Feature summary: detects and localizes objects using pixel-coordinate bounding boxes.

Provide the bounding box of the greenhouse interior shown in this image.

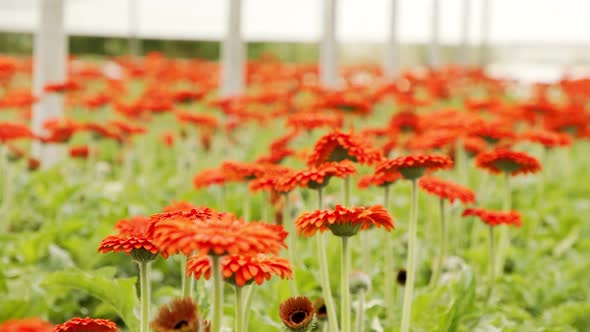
[1,1,589,332]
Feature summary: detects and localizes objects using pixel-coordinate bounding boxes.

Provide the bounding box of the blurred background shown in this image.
[2,0,590,82]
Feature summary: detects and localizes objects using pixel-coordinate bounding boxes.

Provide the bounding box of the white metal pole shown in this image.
[128,0,141,56]
[480,0,491,67]
[429,0,441,68]
[320,0,338,88]
[385,0,399,78]
[31,0,66,167]
[220,0,245,96]
[459,0,470,65]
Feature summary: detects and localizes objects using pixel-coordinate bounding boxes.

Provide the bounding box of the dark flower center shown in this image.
[173,320,189,329]
[317,305,327,316]
[290,311,307,324]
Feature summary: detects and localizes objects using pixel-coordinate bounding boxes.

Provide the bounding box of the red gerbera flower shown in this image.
[54,317,118,332]
[114,216,151,237]
[389,110,420,133]
[418,176,476,204]
[475,149,542,176]
[520,130,572,148]
[295,205,395,237]
[186,254,293,286]
[307,130,383,167]
[462,208,522,227]
[276,160,357,193]
[357,171,401,189]
[176,111,219,128]
[375,154,453,180]
[0,318,53,332]
[0,122,34,143]
[151,212,287,257]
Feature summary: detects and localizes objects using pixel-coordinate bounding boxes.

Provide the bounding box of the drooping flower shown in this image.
[307,130,383,167]
[376,154,453,180]
[0,318,53,332]
[275,160,357,193]
[186,254,293,286]
[151,298,208,332]
[418,176,476,204]
[462,208,522,227]
[279,296,315,332]
[475,149,542,176]
[295,205,394,237]
[54,317,118,332]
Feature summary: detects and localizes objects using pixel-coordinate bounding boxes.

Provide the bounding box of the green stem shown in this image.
[354,289,366,332]
[317,233,339,332]
[284,193,298,295]
[383,185,395,329]
[181,255,193,298]
[400,179,418,332]
[211,255,224,332]
[430,198,447,286]
[344,176,351,206]
[495,173,511,276]
[341,237,351,332]
[234,286,244,332]
[242,285,256,332]
[139,261,150,332]
[316,187,338,332]
[220,185,227,212]
[487,226,495,303]
[243,188,251,222]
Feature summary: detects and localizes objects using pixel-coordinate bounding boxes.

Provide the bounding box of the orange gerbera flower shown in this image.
[114,216,151,237]
[286,112,343,132]
[475,149,541,176]
[462,208,522,227]
[99,215,164,261]
[0,122,34,143]
[186,254,293,286]
[520,130,572,148]
[0,318,53,332]
[389,110,420,133]
[108,120,146,137]
[418,176,475,204]
[151,213,287,256]
[54,317,118,332]
[376,154,453,180]
[69,145,90,159]
[276,160,357,193]
[44,80,80,94]
[248,165,294,192]
[357,171,401,189]
[307,130,383,167]
[162,201,197,212]
[176,111,219,128]
[41,118,79,143]
[221,161,267,181]
[295,205,394,237]
[193,168,232,189]
[469,122,516,144]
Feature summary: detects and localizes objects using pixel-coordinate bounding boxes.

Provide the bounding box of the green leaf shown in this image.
[42,268,139,332]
